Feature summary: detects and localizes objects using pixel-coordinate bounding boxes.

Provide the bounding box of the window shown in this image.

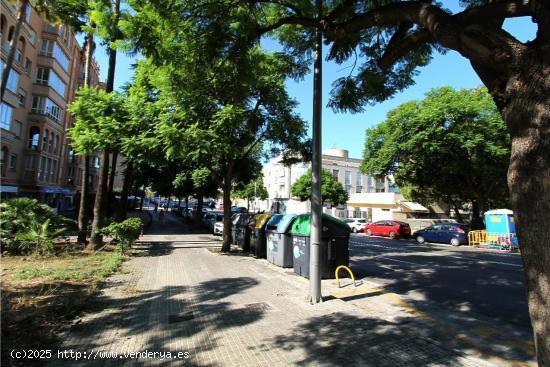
[355,172,362,193]
[36,67,49,84]
[13,120,22,137]
[344,170,351,193]
[332,169,339,179]
[31,96,62,123]
[24,155,35,170]
[0,61,20,93]
[49,132,54,153]
[24,3,31,23]
[1,103,14,131]
[54,135,59,154]
[9,154,17,171]
[24,58,32,74]
[375,176,386,193]
[42,129,49,150]
[48,70,66,96]
[15,49,23,63]
[28,127,40,149]
[39,40,68,71]
[18,88,26,107]
[0,147,7,176]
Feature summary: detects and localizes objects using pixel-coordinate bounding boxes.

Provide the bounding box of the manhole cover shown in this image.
[168,312,194,324]
[244,302,272,311]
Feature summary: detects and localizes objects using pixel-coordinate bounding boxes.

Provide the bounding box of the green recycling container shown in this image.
[289,213,350,279]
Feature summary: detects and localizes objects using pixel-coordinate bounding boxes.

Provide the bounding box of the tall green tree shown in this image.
[127,2,550,360]
[291,168,349,207]
[234,176,269,210]
[361,87,510,228]
[68,87,127,248]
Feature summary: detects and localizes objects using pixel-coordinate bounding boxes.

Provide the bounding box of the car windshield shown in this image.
[358,219,366,223]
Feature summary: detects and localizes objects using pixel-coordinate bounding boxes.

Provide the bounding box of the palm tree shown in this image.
[89,0,122,248]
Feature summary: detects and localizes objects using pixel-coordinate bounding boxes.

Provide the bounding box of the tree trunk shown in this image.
[116,160,132,221]
[195,194,203,228]
[221,167,234,252]
[140,185,145,211]
[107,149,118,215]
[0,0,27,100]
[501,55,550,366]
[470,199,484,229]
[452,203,463,223]
[77,156,90,244]
[89,150,110,247]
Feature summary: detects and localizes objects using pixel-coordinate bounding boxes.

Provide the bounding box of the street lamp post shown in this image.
[309,0,323,304]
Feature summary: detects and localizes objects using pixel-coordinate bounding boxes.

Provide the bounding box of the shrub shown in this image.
[0,198,74,255]
[100,217,143,254]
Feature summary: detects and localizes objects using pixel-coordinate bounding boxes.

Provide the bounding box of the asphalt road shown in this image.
[348,234,531,332]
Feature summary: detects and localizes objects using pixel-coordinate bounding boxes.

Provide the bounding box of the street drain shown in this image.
[244,302,272,312]
[168,312,195,324]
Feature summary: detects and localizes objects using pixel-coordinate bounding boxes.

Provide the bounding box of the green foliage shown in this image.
[234,176,269,201]
[15,252,123,281]
[100,217,143,253]
[15,219,66,255]
[68,87,128,155]
[291,169,349,206]
[361,87,510,210]
[0,198,74,255]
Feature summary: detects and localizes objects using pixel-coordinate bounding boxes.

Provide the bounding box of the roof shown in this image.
[485,209,514,215]
[399,201,429,212]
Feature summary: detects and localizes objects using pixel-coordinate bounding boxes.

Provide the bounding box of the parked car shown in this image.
[414,223,469,246]
[364,220,411,239]
[344,218,368,233]
[213,221,223,236]
[201,212,217,228]
[209,213,224,232]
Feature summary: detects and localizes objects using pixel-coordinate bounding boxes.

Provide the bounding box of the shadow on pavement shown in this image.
[53,277,263,367]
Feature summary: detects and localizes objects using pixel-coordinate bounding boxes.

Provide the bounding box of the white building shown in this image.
[259,148,428,221]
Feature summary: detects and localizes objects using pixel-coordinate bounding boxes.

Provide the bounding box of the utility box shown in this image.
[266,214,297,268]
[289,213,350,279]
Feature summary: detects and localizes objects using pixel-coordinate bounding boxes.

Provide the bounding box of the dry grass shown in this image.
[1,250,124,366]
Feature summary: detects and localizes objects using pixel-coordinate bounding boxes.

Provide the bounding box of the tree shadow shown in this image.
[48,277,263,366]
[272,312,458,366]
[347,243,535,363]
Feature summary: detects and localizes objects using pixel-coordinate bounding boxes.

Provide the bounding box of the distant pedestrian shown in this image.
[154,203,158,213]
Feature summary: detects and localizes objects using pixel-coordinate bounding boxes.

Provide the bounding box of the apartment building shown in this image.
[260,148,429,221]
[1,1,101,212]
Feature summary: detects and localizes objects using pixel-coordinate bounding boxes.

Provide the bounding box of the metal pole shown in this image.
[309,0,323,304]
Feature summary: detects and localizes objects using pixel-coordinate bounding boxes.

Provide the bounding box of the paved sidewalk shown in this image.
[50,216,525,366]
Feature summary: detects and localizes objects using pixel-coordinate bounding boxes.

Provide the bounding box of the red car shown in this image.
[364,220,411,239]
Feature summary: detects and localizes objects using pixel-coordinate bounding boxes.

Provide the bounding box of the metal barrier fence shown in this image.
[468,230,519,252]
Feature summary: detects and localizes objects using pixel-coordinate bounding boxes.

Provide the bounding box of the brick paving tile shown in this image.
[49,224,517,367]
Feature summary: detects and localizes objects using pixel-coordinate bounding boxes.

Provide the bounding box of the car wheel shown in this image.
[450,237,460,247]
[366,229,372,236]
[389,231,396,239]
[352,227,357,233]
[416,235,425,244]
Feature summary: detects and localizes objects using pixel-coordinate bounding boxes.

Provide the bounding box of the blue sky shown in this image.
[93,1,537,159]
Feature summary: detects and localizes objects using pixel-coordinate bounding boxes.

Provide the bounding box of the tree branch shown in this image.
[248,0,304,17]
[258,16,319,35]
[323,0,355,23]
[378,28,432,69]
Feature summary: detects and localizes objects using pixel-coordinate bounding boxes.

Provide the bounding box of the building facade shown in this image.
[1,1,101,212]
[260,148,425,221]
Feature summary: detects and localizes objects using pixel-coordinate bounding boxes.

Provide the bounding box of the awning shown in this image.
[399,201,429,212]
[40,187,72,194]
[0,185,18,193]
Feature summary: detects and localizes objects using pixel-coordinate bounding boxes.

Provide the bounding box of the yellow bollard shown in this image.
[335,265,362,288]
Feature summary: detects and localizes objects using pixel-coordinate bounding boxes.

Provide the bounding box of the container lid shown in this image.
[266,214,285,230]
[289,213,350,236]
[237,213,254,225]
[277,214,298,233]
[232,213,241,225]
[253,213,272,229]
